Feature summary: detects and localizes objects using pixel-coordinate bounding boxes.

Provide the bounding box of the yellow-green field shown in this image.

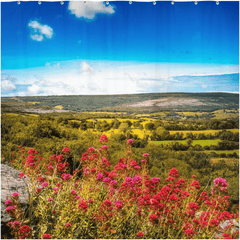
[54,105,64,110]
[86,112,127,115]
[84,128,151,139]
[151,139,222,147]
[25,114,40,117]
[169,129,239,136]
[213,109,239,119]
[135,112,166,117]
[27,102,41,105]
[4,113,20,116]
[176,112,208,117]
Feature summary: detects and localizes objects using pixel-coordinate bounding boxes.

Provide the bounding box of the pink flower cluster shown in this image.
[99,134,108,143]
[62,147,70,154]
[214,177,229,192]
[7,136,238,239]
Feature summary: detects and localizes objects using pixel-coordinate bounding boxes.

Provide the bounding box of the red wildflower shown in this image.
[99,134,108,143]
[185,228,194,236]
[191,180,200,189]
[88,147,95,152]
[56,183,62,187]
[130,160,138,167]
[6,205,16,213]
[5,200,11,205]
[222,233,232,239]
[103,199,112,207]
[19,172,25,179]
[78,202,88,211]
[210,218,219,227]
[188,202,199,211]
[168,168,179,177]
[18,225,31,236]
[101,145,108,149]
[62,147,70,154]
[115,201,123,209]
[36,188,42,193]
[149,214,158,222]
[137,231,144,237]
[65,222,72,228]
[42,233,52,239]
[168,194,178,201]
[28,149,35,155]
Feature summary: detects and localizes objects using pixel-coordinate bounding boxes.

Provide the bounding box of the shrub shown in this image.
[5,136,239,239]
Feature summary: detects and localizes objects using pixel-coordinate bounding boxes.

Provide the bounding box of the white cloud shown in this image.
[1,80,16,90]
[31,34,44,42]
[3,61,239,96]
[28,20,53,42]
[27,84,42,94]
[68,1,115,19]
[80,61,95,73]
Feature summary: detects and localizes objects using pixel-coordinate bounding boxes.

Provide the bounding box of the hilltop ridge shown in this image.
[1,92,239,113]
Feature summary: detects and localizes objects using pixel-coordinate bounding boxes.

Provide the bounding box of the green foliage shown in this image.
[1,111,239,212]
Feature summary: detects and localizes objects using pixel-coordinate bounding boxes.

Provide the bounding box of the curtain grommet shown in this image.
[153,1,156,5]
[60,1,64,5]
[129,1,132,4]
[171,1,174,5]
[106,1,109,5]
[17,1,20,4]
[38,1,41,5]
[194,1,197,5]
[216,1,219,5]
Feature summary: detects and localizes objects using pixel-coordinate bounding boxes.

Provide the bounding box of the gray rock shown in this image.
[1,164,30,238]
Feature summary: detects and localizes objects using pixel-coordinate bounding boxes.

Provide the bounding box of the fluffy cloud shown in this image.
[1,80,16,90]
[1,73,17,94]
[27,84,42,94]
[68,1,115,19]
[28,21,53,42]
[80,61,95,73]
[3,61,239,97]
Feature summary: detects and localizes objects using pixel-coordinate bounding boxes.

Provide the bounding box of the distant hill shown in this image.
[1,92,239,113]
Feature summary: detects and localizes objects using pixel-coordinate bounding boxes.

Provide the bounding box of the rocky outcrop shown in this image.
[1,164,29,239]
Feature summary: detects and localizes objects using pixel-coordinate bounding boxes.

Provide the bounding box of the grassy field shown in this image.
[28,102,41,105]
[85,128,151,139]
[169,129,239,136]
[25,114,40,117]
[86,112,127,115]
[4,113,20,116]
[176,112,208,117]
[54,105,64,110]
[213,109,239,120]
[151,139,222,146]
[135,112,166,117]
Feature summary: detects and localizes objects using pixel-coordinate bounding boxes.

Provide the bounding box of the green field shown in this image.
[169,129,239,136]
[151,139,222,146]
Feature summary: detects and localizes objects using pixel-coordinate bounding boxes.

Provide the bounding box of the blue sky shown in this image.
[1,1,239,96]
